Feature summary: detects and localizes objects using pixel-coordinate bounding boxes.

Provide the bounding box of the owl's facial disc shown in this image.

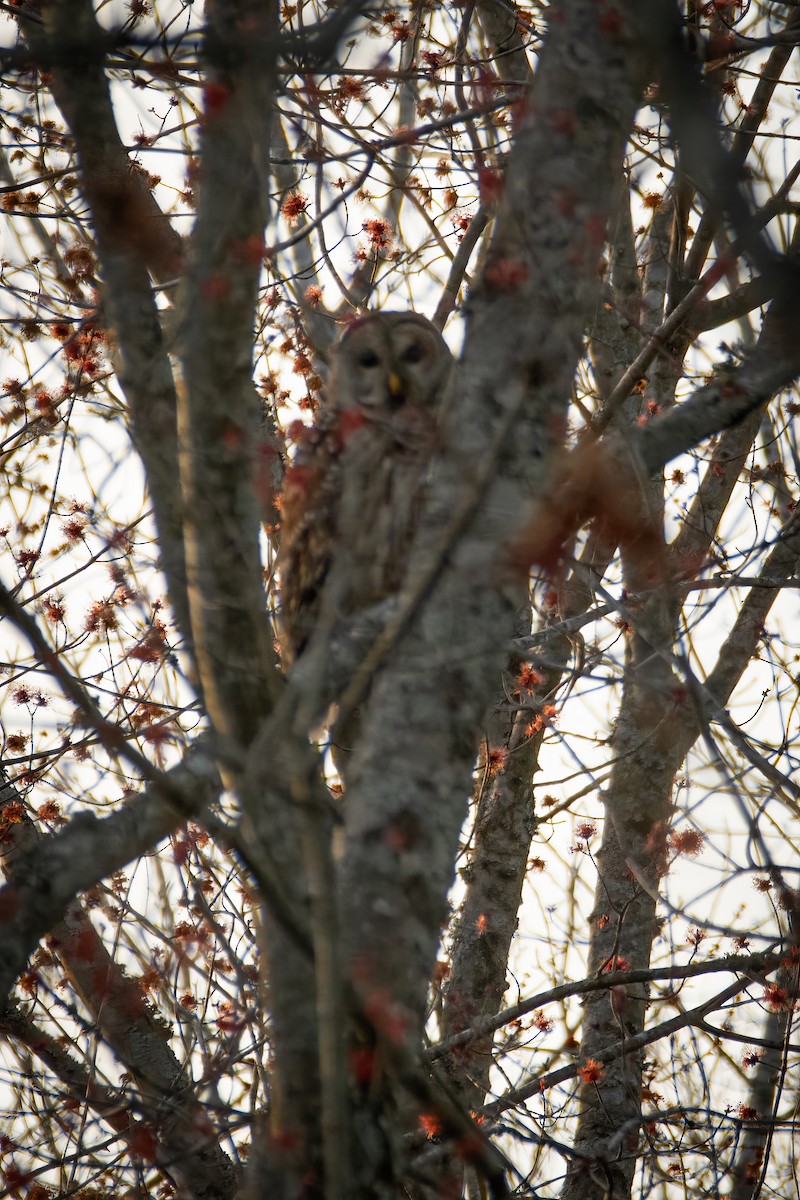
[348,347,388,408]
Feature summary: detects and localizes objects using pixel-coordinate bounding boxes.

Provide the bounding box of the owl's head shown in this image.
[330,311,452,413]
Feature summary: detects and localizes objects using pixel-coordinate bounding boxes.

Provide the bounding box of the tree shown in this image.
[2,0,800,1197]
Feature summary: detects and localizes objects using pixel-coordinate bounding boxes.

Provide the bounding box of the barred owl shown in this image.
[280,311,453,725]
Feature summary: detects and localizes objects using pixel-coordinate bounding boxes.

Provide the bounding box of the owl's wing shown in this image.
[280,401,438,665]
[279,410,342,662]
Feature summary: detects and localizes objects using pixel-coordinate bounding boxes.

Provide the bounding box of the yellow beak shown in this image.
[388,372,404,402]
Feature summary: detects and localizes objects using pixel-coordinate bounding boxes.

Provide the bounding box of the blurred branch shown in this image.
[487,975,757,1115]
[176,0,283,748]
[17,0,194,658]
[0,577,160,781]
[637,326,800,476]
[430,947,784,1060]
[476,0,533,89]
[337,0,651,1102]
[434,207,488,329]
[18,5,182,283]
[0,758,235,1199]
[0,738,221,1005]
[650,0,800,295]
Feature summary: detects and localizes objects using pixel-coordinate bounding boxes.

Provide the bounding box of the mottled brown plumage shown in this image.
[280,311,453,687]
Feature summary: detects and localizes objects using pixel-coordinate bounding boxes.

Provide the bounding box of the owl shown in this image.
[280,312,453,753]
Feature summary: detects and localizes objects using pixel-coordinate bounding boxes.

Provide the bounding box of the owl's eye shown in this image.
[400,343,422,364]
[357,350,381,368]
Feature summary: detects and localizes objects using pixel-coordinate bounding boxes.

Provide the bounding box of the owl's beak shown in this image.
[387,371,405,407]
